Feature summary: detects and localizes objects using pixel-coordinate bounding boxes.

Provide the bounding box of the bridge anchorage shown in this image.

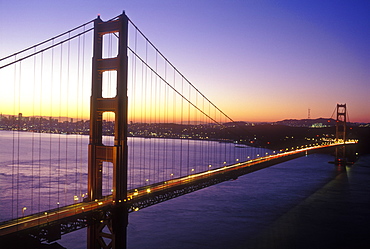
[0,11,359,249]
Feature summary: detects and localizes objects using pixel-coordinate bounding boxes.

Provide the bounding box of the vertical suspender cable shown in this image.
[187,83,191,175]
[11,57,16,219]
[172,68,175,177]
[49,40,55,211]
[154,52,158,184]
[38,52,43,211]
[79,26,86,199]
[75,34,80,201]
[144,40,148,185]
[180,77,184,177]
[16,61,21,219]
[31,48,37,214]
[65,33,71,205]
[58,43,63,208]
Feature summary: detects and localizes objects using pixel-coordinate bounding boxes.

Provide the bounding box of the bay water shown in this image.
[1,130,369,248]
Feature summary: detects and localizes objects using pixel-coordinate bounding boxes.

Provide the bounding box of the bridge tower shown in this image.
[335,103,347,165]
[88,12,128,249]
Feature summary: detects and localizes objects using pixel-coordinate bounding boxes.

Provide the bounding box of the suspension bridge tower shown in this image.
[88,12,128,249]
[335,103,347,165]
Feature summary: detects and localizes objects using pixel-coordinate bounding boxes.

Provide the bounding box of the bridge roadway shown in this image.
[0,141,355,241]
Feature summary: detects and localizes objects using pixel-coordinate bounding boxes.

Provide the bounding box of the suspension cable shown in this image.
[0,28,93,70]
[0,19,94,63]
[127,18,236,124]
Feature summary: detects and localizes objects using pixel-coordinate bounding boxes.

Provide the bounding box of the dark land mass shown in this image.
[225,123,370,153]
[1,114,370,155]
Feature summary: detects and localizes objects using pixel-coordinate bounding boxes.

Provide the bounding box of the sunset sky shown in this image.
[1,1,369,123]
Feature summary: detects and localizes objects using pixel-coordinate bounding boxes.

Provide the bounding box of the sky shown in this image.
[0,0,369,123]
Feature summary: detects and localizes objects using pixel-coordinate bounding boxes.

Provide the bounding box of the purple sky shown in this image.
[1,1,369,122]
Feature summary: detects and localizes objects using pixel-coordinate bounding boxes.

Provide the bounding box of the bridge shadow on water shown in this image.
[244,155,370,249]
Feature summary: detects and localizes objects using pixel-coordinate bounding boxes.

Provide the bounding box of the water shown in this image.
[0,130,270,221]
[59,154,370,249]
[1,130,369,248]
[55,154,370,249]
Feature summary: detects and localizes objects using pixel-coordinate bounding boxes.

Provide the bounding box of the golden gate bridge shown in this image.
[0,12,356,248]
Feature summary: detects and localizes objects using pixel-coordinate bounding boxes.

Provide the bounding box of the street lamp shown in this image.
[22,207,27,216]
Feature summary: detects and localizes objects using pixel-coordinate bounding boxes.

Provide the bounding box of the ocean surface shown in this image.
[1,130,369,248]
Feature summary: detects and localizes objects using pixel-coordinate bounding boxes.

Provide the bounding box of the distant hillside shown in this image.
[275,118,336,127]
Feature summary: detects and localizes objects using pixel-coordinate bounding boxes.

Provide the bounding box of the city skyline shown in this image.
[1,1,369,123]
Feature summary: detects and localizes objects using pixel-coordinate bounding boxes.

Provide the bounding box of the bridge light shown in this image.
[74,195,79,201]
[22,207,27,216]
[146,188,151,193]
[191,168,195,172]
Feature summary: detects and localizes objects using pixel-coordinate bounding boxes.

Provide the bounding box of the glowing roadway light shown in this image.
[146,188,151,193]
[22,207,27,216]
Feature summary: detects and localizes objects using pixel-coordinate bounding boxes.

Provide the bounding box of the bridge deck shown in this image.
[0,142,355,240]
